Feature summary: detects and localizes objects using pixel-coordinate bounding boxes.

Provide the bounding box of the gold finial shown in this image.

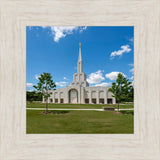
[79,42,81,47]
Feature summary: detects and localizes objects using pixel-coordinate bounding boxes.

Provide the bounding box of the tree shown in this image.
[108,73,133,111]
[33,72,56,112]
[127,86,134,102]
[26,91,43,102]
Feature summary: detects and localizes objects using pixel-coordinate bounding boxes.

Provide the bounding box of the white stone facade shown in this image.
[43,43,116,104]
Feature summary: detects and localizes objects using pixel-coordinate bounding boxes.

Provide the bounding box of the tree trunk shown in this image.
[118,101,119,112]
[46,98,48,112]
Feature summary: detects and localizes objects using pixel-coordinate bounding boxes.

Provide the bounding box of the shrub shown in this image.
[120,110,134,115]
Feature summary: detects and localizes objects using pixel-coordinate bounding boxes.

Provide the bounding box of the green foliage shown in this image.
[109,73,133,103]
[33,72,56,100]
[33,72,56,111]
[27,91,42,102]
[120,110,134,115]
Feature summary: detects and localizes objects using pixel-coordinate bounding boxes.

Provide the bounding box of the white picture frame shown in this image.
[0,0,160,159]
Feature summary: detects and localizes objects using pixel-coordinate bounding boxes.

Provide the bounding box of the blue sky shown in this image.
[26,26,134,91]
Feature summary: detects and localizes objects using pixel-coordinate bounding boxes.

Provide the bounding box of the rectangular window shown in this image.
[85,98,89,104]
[60,99,63,103]
[99,99,104,104]
[55,99,58,103]
[107,98,113,104]
[92,99,96,104]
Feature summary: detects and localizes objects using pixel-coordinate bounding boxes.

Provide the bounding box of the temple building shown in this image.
[43,43,116,104]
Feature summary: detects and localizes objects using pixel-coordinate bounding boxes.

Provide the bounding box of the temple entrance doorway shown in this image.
[69,89,78,103]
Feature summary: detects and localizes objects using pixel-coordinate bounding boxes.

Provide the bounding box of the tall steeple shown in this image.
[78,42,82,61]
[78,42,83,73]
[71,42,89,87]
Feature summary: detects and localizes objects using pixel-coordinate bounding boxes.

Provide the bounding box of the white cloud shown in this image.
[129,67,134,80]
[95,82,111,87]
[129,37,133,42]
[41,26,48,28]
[50,26,87,42]
[63,77,67,80]
[28,89,34,92]
[35,74,40,80]
[26,83,34,87]
[130,68,134,74]
[128,63,134,67]
[131,81,134,86]
[130,76,134,80]
[79,26,87,33]
[105,72,126,80]
[56,81,68,87]
[129,64,134,80]
[28,26,87,42]
[110,45,131,59]
[87,70,105,84]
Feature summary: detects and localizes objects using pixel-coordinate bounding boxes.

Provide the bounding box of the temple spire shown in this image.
[78,42,82,61]
[77,42,83,73]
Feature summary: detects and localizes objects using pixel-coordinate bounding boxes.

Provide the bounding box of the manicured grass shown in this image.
[27,102,134,109]
[27,110,134,134]
[120,110,134,115]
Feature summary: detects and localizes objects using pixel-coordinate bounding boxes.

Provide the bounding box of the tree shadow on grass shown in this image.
[41,110,70,115]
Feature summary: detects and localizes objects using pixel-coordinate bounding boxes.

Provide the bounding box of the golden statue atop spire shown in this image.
[79,42,81,47]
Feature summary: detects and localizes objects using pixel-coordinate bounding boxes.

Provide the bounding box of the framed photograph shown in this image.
[0,0,159,159]
[26,26,134,134]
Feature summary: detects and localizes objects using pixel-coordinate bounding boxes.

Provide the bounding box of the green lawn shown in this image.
[27,102,134,109]
[27,109,134,134]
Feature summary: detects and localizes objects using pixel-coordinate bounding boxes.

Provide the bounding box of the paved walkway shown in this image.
[27,108,134,111]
